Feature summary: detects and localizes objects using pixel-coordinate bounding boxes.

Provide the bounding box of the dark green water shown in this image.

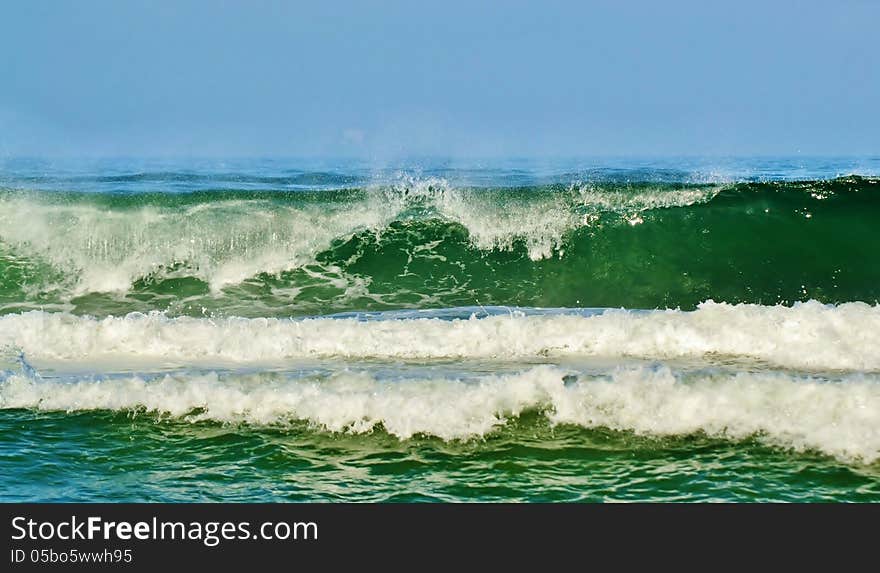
[3,411,878,502]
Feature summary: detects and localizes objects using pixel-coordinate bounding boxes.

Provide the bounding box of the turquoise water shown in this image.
[1,157,879,502]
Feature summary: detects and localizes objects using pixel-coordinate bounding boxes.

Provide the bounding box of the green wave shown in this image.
[0,176,877,316]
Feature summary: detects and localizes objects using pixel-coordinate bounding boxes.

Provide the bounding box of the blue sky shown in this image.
[1,0,877,158]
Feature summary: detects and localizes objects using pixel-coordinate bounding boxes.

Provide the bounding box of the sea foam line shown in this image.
[1,300,878,371]
[2,364,879,463]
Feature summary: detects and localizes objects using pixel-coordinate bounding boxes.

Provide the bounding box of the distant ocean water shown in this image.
[1,156,879,502]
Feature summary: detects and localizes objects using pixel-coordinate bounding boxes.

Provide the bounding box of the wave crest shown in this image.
[2,301,879,371]
[3,364,879,463]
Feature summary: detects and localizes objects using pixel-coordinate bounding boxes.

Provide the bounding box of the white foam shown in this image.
[3,364,879,463]
[393,178,719,259]
[0,194,399,293]
[1,300,878,371]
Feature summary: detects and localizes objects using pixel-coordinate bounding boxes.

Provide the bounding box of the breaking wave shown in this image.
[3,363,879,463]
[1,176,877,316]
[1,300,878,371]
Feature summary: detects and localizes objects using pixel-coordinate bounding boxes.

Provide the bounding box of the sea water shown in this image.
[1,156,879,501]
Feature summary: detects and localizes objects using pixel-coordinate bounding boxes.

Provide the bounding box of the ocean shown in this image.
[1,156,879,502]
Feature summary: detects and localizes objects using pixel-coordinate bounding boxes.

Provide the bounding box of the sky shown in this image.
[0,0,877,158]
